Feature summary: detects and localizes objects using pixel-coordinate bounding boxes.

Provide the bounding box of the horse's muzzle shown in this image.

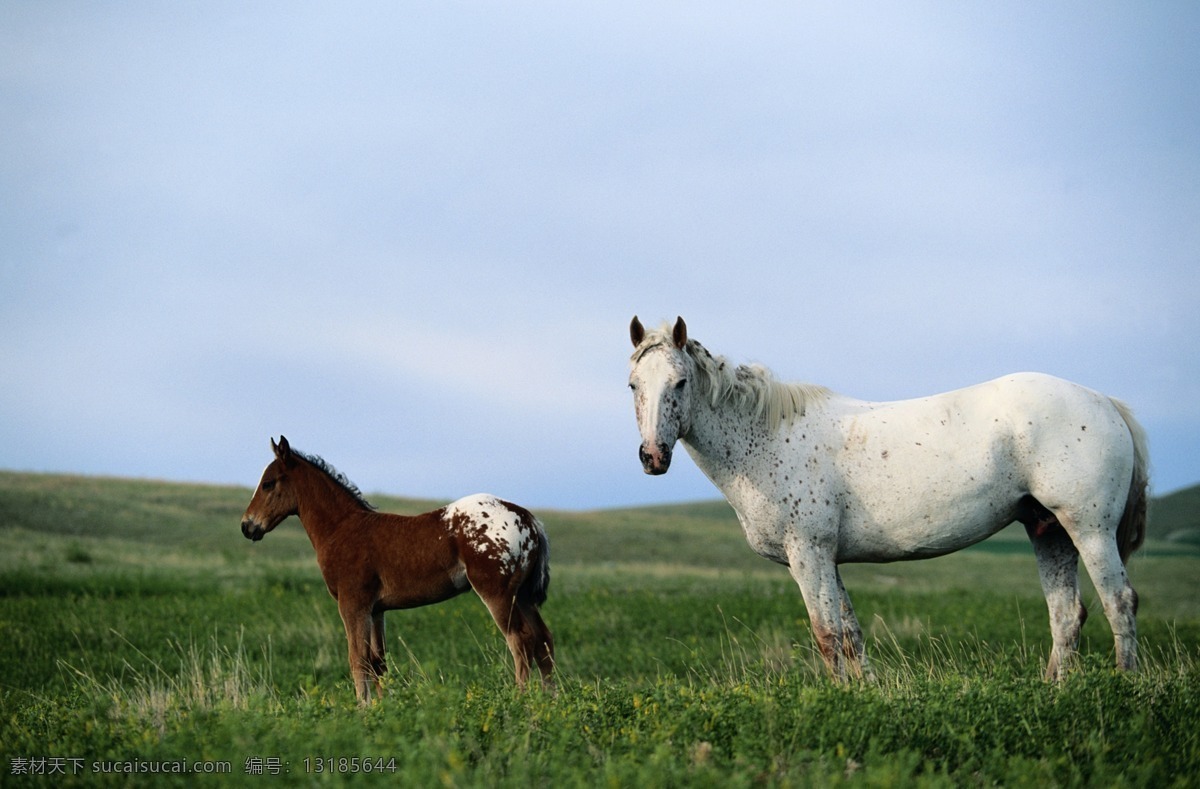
[241,519,265,541]
[639,444,672,475]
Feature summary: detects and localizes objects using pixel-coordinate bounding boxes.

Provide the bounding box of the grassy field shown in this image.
[1,471,1197,786]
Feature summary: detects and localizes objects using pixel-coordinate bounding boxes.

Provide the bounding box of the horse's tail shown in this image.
[1112,397,1150,564]
[521,517,551,607]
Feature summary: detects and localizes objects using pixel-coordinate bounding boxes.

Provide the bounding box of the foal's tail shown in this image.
[520,518,551,607]
[1112,398,1150,564]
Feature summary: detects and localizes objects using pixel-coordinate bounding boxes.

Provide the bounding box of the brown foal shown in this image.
[240,436,554,702]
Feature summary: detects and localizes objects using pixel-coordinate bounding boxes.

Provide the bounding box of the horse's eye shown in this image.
[628,382,637,391]
[674,378,688,391]
[262,480,276,492]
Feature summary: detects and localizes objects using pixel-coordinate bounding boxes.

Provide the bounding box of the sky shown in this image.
[2,2,1198,511]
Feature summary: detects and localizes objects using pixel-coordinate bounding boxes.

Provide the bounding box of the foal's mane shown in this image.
[633,323,831,431]
[293,448,376,510]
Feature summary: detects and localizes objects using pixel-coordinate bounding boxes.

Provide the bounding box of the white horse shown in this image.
[628,316,1149,680]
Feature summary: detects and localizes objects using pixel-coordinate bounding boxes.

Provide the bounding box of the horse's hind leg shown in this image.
[479,594,533,688]
[520,602,555,686]
[1025,518,1086,680]
[1073,526,1139,672]
[480,596,554,689]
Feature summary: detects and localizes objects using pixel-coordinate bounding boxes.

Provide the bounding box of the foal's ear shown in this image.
[672,316,687,349]
[630,316,645,347]
[273,435,292,461]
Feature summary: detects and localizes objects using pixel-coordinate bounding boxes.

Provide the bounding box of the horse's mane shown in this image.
[294,448,376,511]
[633,323,831,431]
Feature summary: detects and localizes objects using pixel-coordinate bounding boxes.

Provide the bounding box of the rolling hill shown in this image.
[0,472,1195,573]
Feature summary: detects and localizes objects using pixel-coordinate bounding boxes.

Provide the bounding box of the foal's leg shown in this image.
[1025,520,1086,680]
[479,593,532,687]
[338,598,378,703]
[518,602,555,686]
[368,611,388,680]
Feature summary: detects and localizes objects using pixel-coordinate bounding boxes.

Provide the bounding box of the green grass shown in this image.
[1,472,1198,786]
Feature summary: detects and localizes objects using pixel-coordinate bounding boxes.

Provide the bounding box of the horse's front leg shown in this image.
[337,597,378,704]
[369,610,388,680]
[787,542,858,681]
[836,569,873,681]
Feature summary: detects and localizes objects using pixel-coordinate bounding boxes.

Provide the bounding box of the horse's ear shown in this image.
[274,436,291,461]
[630,316,645,348]
[672,316,687,349]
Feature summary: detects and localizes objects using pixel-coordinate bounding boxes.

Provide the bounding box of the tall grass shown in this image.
[58,631,281,732]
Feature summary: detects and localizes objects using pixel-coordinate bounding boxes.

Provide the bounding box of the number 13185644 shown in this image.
[303,757,397,774]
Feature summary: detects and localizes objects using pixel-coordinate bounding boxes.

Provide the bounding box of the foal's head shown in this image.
[241,436,301,542]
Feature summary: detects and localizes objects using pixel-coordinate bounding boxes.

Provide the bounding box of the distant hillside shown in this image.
[0,472,1196,574]
[1148,484,1200,546]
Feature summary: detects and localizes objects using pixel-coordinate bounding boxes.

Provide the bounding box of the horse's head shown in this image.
[241,436,301,541]
[628,315,694,475]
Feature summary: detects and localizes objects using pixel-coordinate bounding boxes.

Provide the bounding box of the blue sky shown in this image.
[2,2,1197,509]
